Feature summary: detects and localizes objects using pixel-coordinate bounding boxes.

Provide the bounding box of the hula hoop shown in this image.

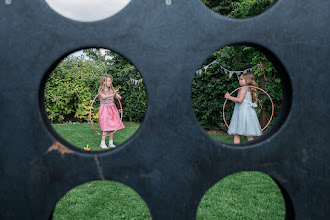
[89,93,123,136]
[222,86,274,131]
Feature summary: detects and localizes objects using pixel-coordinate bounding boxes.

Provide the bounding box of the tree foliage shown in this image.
[193,0,282,130]
[201,0,274,18]
[192,46,282,130]
[45,0,282,132]
[45,56,106,122]
[201,0,241,15]
[228,0,274,18]
[45,50,146,123]
[84,49,147,122]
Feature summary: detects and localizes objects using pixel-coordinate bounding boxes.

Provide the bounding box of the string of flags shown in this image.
[130,77,143,85]
[129,60,260,84]
[195,59,260,79]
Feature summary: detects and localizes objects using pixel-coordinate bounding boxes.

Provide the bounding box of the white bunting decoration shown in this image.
[129,61,259,85]
[195,59,260,80]
[130,77,143,85]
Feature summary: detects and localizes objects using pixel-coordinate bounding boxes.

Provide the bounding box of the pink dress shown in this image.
[98,91,125,131]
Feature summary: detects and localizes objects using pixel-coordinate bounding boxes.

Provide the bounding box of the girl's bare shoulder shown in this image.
[240,87,247,92]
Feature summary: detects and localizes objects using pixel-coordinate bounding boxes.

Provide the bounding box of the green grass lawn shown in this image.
[53,181,152,220]
[53,122,247,151]
[197,172,285,220]
[52,122,285,219]
[53,121,140,151]
[207,132,248,143]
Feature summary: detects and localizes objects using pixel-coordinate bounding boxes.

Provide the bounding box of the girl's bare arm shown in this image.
[115,93,122,100]
[224,87,247,103]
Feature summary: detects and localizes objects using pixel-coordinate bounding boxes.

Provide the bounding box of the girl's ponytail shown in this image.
[242,73,258,104]
[250,82,258,104]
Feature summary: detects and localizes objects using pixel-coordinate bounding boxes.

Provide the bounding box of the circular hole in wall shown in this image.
[192,44,290,145]
[196,171,286,219]
[42,48,147,151]
[51,180,151,219]
[200,0,277,18]
[45,0,131,22]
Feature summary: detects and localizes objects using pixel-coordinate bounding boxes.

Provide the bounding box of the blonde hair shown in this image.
[241,73,258,104]
[98,75,115,94]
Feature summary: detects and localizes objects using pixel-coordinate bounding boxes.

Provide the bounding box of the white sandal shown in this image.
[108,144,116,148]
[100,143,108,149]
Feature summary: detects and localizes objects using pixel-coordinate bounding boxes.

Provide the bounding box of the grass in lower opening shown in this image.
[196,172,285,220]
[52,181,152,220]
[52,122,285,219]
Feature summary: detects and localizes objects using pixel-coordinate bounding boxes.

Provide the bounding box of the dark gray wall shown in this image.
[1,0,329,219]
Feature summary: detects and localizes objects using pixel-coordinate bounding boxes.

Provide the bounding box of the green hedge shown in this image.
[45,0,280,130]
[45,48,282,131]
[192,65,237,130]
[192,61,282,131]
[44,55,146,123]
[45,57,104,122]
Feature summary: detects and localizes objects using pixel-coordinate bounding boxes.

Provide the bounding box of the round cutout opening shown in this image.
[192,44,290,145]
[196,171,285,219]
[45,0,131,22]
[42,48,147,151]
[52,180,151,219]
[200,0,277,18]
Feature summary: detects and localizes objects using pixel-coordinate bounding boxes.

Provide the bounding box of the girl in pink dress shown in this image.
[98,75,125,149]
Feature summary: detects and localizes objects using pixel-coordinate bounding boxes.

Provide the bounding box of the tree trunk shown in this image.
[259,61,267,128]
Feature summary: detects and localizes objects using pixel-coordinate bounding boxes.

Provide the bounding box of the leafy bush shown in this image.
[84,49,147,122]
[45,56,106,122]
[44,52,146,123]
[192,64,237,129]
[45,0,280,130]
[45,46,282,132]
[192,45,282,130]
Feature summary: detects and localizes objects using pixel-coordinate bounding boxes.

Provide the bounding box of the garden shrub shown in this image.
[45,0,281,130]
[192,45,282,131]
[45,46,281,132]
[45,52,146,123]
[45,56,105,123]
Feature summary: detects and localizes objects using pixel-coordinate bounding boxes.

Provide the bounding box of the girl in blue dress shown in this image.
[224,73,262,144]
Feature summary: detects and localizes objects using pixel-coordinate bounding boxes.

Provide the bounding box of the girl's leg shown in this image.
[108,132,116,148]
[233,135,240,144]
[102,131,108,141]
[100,131,109,149]
[109,132,113,143]
[247,136,254,141]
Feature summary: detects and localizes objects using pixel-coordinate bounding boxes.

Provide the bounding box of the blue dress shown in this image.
[227,86,262,136]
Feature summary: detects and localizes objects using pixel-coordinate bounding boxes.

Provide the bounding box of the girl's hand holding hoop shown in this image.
[222,86,274,131]
[224,92,230,99]
[89,93,123,136]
